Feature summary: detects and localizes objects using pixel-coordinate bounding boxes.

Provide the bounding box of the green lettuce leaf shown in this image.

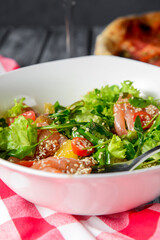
[7,116,37,151]
[75,110,102,124]
[121,80,140,97]
[141,124,160,162]
[83,85,120,105]
[142,138,160,161]
[108,135,126,159]
[75,84,120,128]
[0,116,37,158]
[7,98,26,117]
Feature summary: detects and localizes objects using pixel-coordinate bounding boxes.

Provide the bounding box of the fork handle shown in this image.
[103,144,160,173]
[129,144,160,171]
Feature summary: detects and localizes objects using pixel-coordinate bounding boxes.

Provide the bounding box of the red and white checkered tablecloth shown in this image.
[1,179,160,240]
[0,56,160,240]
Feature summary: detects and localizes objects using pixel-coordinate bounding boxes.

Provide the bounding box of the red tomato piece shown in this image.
[16,160,34,167]
[7,110,36,126]
[134,111,153,129]
[20,111,36,121]
[71,137,94,157]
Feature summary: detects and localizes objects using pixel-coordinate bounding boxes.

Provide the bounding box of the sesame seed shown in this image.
[72,127,77,131]
[74,164,79,167]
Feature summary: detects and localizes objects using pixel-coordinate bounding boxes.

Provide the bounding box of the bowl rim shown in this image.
[1,55,160,179]
[1,55,160,78]
[1,157,160,179]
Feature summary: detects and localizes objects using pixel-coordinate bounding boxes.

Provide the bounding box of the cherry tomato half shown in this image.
[7,110,36,126]
[20,111,36,121]
[16,160,34,167]
[134,111,153,129]
[71,137,94,157]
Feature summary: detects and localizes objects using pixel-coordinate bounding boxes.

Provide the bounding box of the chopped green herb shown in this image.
[128,97,150,108]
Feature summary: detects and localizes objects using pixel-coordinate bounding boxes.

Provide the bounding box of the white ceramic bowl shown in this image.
[0,56,160,215]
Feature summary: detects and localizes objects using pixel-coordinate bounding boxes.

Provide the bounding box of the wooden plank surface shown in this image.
[0,28,9,45]
[1,0,160,27]
[39,27,89,62]
[0,28,47,66]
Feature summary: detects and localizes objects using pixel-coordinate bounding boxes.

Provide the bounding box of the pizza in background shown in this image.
[95,12,160,66]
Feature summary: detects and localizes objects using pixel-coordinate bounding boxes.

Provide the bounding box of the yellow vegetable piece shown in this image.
[44,103,54,114]
[55,140,78,159]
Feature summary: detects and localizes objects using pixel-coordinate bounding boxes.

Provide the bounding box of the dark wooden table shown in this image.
[0,26,103,67]
[0,26,159,204]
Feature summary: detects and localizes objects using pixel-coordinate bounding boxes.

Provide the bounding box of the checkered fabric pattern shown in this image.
[1,179,160,240]
[0,56,160,240]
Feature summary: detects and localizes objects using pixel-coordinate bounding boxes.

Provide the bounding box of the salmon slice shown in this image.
[31,156,96,174]
[10,156,96,174]
[114,103,128,136]
[114,95,134,136]
[124,103,135,131]
[114,95,159,136]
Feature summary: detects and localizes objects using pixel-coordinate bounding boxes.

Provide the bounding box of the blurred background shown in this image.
[0,0,160,67]
[1,0,160,26]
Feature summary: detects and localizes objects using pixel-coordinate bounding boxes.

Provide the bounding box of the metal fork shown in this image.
[101,145,160,173]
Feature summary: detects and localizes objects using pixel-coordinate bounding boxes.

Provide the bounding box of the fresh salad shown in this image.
[0,80,160,174]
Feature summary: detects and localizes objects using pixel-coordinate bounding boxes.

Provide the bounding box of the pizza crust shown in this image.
[94,12,160,56]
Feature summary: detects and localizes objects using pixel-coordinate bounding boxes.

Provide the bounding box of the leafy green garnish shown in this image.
[93,146,111,166]
[123,139,136,160]
[0,151,7,159]
[0,127,9,151]
[120,80,140,97]
[7,98,26,117]
[53,101,66,113]
[134,116,143,133]
[9,145,37,159]
[141,138,160,161]
[49,109,70,124]
[128,97,150,108]
[77,84,120,128]
[136,114,160,167]
[134,116,144,157]
[0,116,37,159]
[49,100,84,124]
[108,135,126,159]
[7,116,37,151]
[0,118,7,128]
[146,114,160,133]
